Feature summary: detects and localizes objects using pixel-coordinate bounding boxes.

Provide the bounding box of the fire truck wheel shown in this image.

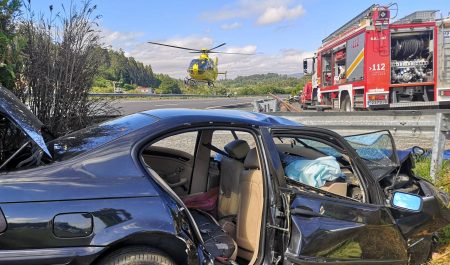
[341,95,352,112]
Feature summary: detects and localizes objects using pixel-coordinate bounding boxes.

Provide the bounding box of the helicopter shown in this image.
[148,42,254,87]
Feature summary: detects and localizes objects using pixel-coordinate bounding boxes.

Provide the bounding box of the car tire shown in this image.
[341,95,352,112]
[98,246,175,265]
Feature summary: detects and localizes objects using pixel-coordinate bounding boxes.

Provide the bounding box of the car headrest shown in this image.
[244,148,259,169]
[224,139,250,160]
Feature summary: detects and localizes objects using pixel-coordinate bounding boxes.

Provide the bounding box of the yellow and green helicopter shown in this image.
[148,42,253,87]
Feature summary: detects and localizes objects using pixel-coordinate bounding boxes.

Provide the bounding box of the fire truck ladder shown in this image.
[393,10,439,24]
[322,4,376,44]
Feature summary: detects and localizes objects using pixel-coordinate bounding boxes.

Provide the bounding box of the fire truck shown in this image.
[302,4,450,111]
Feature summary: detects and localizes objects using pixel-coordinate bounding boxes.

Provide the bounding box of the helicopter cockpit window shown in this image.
[198,59,212,71]
[189,59,199,69]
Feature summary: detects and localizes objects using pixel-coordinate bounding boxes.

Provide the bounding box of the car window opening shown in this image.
[0,114,41,171]
[142,129,263,264]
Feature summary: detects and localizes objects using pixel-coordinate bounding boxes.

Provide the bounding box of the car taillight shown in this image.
[0,208,6,233]
[368,94,387,101]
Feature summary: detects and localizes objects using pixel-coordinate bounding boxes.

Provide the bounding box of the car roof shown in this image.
[142,108,301,127]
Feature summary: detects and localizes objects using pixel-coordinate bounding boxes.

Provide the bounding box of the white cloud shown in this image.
[118,34,311,78]
[100,29,144,49]
[217,48,313,78]
[257,5,305,25]
[99,28,312,78]
[221,22,242,30]
[203,0,305,26]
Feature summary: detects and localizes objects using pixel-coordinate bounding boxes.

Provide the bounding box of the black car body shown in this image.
[0,87,449,265]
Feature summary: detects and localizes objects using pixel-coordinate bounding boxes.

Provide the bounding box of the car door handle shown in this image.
[291,207,323,218]
[168,177,187,188]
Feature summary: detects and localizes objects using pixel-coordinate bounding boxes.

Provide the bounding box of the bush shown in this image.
[92,77,112,88]
[91,86,113,93]
[414,158,450,244]
[123,83,136,91]
[18,1,118,136]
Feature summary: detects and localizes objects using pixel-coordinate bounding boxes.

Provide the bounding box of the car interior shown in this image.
[274,136,364,202]
[142,130,365,264]
[142,129,264,264]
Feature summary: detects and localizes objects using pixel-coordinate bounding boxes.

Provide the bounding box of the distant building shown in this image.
[136,86,154,94]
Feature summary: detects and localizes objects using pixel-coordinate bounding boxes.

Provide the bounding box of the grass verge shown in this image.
[414,158,450,264]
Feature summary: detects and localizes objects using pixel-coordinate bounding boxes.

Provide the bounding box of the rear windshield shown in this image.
[49,113,157,161]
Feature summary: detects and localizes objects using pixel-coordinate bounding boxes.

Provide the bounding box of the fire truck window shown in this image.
[322,53,332,86]
[333,49,346,85]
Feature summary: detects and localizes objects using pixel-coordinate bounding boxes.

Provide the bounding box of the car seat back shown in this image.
[236,148,263,263]
[218,140,250,218]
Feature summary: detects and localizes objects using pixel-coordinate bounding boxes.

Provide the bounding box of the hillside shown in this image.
[91,49,308,95]
[216,73,307,95]
[180,73,310,95]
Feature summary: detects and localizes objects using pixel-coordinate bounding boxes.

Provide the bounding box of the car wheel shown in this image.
[98,246,175,265]
[341,95,352,112]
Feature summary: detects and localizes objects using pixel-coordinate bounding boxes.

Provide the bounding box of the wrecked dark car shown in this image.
[0,86,448,265]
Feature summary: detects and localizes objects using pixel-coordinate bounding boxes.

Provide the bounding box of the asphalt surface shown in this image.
[115,96,260,115]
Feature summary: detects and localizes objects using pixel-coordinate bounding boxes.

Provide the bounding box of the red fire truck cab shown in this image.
[303,4,450,111]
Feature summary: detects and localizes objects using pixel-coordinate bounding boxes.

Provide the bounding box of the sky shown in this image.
[28,0,450,78]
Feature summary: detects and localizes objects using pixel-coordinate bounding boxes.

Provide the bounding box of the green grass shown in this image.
[414,157,450,194]
[414,158,450,264]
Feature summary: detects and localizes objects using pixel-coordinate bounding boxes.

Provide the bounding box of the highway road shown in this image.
[115,96,262,115]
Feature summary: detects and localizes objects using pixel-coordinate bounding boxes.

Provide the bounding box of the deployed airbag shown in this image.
[285,156,343,188]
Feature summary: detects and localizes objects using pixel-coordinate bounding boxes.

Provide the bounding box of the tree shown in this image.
[19,0,117,136]
[94,48,160,89]
[156,74,181,94]
[0,0,21,89]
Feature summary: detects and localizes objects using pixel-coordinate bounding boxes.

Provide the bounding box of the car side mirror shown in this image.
[412,146,425,156]
[303,59,313,75]
[391,192,423,212]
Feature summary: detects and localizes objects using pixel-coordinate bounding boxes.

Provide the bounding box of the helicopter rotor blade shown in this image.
[209,51,256,55]
[148,41,201,52]
[209,43,226,51]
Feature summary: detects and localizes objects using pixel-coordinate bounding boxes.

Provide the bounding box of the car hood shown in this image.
[0,87,51,157]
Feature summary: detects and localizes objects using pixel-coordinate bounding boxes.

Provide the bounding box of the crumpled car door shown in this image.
[284,185,408,265]
[344,130,450,262]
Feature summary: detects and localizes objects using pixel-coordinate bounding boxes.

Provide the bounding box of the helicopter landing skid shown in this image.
[184,78,214,88]
[184,78,198,87]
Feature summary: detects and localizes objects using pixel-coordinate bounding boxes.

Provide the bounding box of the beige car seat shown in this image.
[236,148,263,264]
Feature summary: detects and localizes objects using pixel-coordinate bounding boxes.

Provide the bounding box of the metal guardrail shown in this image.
[273,111,439,137]
[89,93,235,98]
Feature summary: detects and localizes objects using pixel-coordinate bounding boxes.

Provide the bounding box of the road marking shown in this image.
[153,103,179,107]
[205,102,251,109]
